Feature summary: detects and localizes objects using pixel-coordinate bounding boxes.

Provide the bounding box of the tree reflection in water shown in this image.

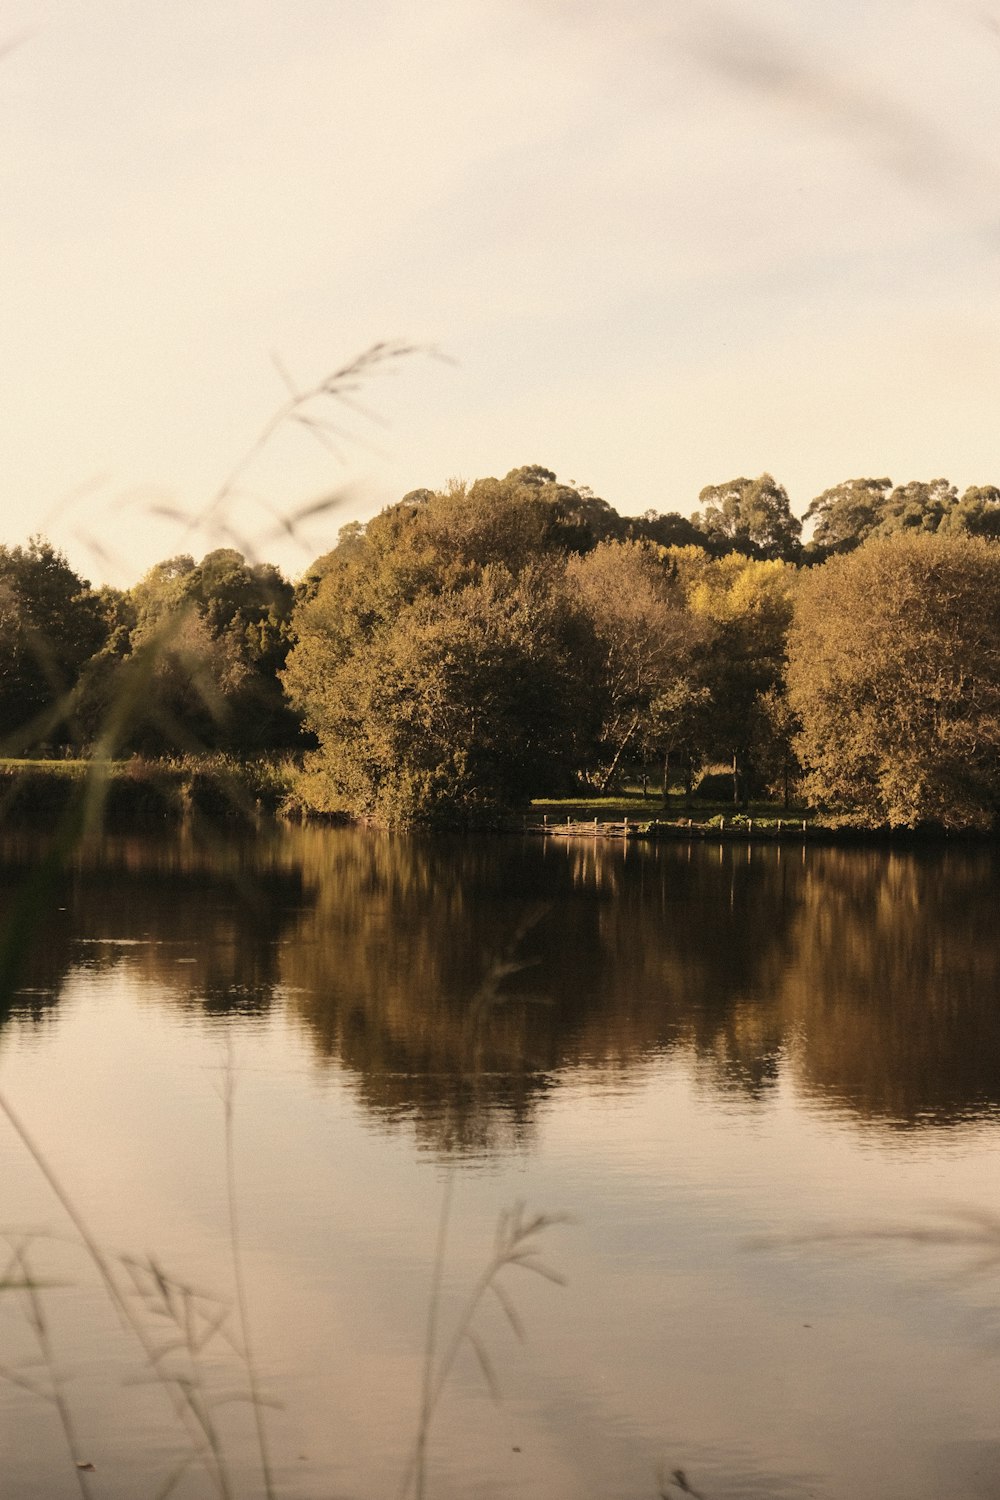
[3,825,999,1147]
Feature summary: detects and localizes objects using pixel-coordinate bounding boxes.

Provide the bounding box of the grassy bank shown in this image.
[0,756,298,830]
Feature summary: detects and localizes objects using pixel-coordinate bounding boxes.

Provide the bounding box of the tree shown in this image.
[803,477,892,553]
[283,470,608,822]
[787,533,1000,828]
[285,562,592,823]
[629,509,714,552]
[941,485,1000,540]
[875,478,958,536]
[681,551,799,802]
[94,548,299,753]
[695,473,801,560]
[565,539,702,790]
[0,538,108,746]
[804,477,1000,552]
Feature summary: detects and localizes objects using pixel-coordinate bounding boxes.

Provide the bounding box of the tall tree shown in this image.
[803,477,892,552]
[875,478,959,536]
[695,474,801,560]
[629,509,714,551]
[941,485,1000,540]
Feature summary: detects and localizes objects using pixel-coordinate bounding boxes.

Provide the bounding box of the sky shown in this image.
[4,0,1000,584]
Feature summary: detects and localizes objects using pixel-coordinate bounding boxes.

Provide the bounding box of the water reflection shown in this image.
[2,827,998,1141]
[0,828,306,1024]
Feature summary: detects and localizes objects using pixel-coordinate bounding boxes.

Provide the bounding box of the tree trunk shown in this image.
[598,716,641,793]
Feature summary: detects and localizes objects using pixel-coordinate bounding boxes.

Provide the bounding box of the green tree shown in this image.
[0,538,108,746]
[803,477,892,553]
[630,509,714,552]
[286,562,592,823]
[875,477,958,536]
[96,548,298,753]
[787,532,1000,828]
[941,485,1000,540]
[284,470,604,823]
[695,473,802,560]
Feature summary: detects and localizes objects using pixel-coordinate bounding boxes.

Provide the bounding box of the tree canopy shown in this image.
[0,539,108,746]
[283,472,600,822]
[695,474,802,560]
[8,458,1000,833]
[787,533,1000,829]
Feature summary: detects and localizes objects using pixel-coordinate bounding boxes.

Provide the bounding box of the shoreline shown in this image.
[0,760,995,842]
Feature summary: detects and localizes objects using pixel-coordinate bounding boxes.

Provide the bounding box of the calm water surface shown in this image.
[1,826,999,1499]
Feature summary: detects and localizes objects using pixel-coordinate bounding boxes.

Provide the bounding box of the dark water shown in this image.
[1,826,999,1499]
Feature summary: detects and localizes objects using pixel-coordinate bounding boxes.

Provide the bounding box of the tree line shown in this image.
[4,463,1000,829]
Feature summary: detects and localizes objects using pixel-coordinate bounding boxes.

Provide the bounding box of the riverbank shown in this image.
[0,755,296,828]
[0,760,991,841]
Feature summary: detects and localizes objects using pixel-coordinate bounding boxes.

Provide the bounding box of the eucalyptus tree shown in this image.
[941,485,1000,539]
[695,473,801,561]
[803,477,892,553]
[876,478,959,536]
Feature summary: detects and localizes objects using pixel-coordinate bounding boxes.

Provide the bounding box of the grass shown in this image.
[0,754,300,828]
[531,794,814,825]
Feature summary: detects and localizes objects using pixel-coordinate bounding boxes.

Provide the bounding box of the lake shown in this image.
[1,824,999,1499]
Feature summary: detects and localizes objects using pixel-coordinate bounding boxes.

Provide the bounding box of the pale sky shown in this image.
[4,0,1000,584]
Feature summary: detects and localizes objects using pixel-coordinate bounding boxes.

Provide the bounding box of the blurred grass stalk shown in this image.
[0,342,433,1496]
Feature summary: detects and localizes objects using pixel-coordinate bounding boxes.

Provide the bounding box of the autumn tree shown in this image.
[566,539,703,790]
[681,551,799,802]
[787,533,1000,828]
